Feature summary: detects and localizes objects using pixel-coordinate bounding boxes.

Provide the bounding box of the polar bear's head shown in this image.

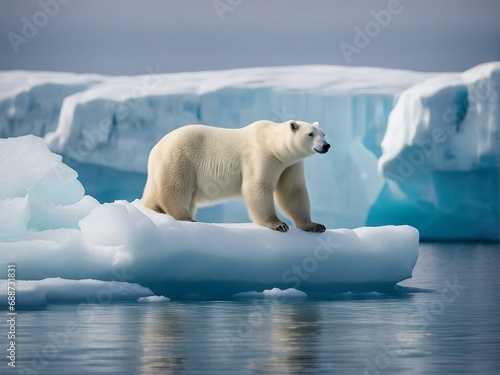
[289,120,330,156]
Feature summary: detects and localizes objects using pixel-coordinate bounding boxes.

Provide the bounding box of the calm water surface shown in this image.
[3,243,499,374]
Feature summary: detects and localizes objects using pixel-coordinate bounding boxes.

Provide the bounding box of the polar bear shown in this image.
[142,120,330,232]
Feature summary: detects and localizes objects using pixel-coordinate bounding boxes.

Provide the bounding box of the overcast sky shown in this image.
[1,0,499,75]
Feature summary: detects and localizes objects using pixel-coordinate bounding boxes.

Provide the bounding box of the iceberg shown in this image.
[0,278,155,309]
[234,288,308,299]
[374,62,500,240]
[137,295,170,303]
[0,63,497,240]
[0,135,419,303]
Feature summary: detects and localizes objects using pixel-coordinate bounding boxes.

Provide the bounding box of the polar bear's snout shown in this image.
[310,123,330,154]
[314,140,330,154]
[315,143,330,154]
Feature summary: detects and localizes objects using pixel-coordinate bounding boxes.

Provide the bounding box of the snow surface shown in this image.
[0,135,419,304]
[0,63,497,239]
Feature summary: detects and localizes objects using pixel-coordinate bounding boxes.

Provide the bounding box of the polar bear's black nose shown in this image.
[314,143,331,154]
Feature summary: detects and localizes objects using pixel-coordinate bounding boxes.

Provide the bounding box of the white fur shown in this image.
[142,120,329,232]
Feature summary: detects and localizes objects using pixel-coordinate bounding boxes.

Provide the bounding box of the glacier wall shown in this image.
[0,71,104,138]
[0,64,498,239]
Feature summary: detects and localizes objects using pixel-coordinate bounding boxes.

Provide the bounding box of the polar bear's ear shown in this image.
[290,121,298,131]
[313,121,320,127]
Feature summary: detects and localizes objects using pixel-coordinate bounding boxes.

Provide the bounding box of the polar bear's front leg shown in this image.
[242,180,289,232]
[275,162,326,233]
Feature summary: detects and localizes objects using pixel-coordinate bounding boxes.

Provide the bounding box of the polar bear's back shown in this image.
[151,124,247,204]
[157,124,243,148]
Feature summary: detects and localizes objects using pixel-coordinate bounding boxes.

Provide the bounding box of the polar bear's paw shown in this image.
[300,222,326,233]
[268,220,289,233]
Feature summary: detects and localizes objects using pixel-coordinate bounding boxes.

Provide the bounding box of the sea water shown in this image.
[2,242,499,375]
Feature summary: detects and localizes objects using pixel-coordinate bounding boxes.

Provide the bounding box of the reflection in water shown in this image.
[248,303,321,373]
[137,304,186,373]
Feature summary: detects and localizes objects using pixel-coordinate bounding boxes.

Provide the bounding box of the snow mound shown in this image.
[0,135,99,238]
[0,135,419,299]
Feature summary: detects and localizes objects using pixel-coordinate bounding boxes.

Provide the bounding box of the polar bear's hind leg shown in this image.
[157,169,197,221]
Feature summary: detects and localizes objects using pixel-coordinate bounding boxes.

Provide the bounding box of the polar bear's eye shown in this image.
[308,132,313,137]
